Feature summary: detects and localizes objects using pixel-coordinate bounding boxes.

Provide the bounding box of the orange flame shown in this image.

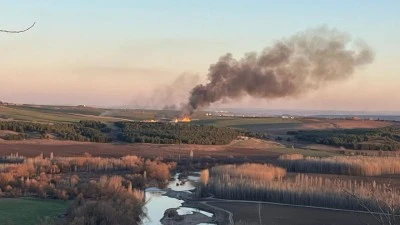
[173,116,191,123]
[181,116,191,122]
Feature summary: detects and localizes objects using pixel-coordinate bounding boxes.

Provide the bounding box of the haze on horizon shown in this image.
[1,1,399,111]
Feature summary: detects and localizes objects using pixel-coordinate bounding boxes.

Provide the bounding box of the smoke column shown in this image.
[183,26,374,115]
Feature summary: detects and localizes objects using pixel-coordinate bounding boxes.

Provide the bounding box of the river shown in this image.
[142,173,215,225]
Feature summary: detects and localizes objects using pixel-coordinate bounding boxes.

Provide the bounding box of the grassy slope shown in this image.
[0,106,118,123]
[193,117,300,126]
[0,106,210,122]
[7,105,105,116]
[231,138,337,157]
[0,198,68,225]
[192,117,302,134]
[106,109,209,120]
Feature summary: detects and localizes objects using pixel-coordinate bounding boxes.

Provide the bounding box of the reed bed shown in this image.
[210,163,286,181]
[203,164,400,213]
[278,154,400,176]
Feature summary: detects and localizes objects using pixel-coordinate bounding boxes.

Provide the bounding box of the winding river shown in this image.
[142,173,215,225]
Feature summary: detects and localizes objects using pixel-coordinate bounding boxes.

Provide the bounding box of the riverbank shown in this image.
[152,172,232,225]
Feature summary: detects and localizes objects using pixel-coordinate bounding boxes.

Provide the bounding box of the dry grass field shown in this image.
[0,138,336,159]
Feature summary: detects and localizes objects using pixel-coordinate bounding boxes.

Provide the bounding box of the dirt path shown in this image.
[200,201,233,225]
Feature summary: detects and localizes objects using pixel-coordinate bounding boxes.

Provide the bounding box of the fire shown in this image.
[173,116,191,123]
[181,116,191,122]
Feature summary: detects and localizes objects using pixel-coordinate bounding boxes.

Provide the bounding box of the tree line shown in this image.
[290,127,400,151]
[0,120,112,143]
[115,121,241,145]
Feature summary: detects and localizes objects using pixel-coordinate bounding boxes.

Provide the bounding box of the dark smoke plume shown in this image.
[182,26,374,115]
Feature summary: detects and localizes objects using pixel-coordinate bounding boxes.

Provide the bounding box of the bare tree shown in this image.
[345,181,400,225]
[0,22,35,33]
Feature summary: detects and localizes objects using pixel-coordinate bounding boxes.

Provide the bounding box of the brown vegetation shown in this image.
[0,139,286,161]
[210,163,286,181]
[0,153,176,224]
[279,154,400,176]
[202,164,400,213]
[63,176,145,225]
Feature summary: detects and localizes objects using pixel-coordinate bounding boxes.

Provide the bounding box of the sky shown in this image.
[0,0,399,111]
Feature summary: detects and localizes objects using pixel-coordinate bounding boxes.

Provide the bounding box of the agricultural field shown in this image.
[0,138,336,159]
[0,198,68,225]
[208,201,380,225]
[0,105,117,123]
[0,105,209,123]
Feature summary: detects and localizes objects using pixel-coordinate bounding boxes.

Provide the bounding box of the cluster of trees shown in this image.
[0,153,177,224]
[115,121,241,145]
[0,120,112,143]
[3,133,27,140]
[61,176,145,225]
[36,175,145,225]
[278,154,400,176]
[290,127,400,151]
[78,120,111,132]
[201,164,400,213]
[0,153,175,198]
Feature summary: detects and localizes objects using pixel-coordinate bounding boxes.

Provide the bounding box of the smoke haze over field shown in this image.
[131,73,200,109]
[182,26,374,115]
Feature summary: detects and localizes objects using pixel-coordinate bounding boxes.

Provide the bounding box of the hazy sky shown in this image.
[1,1,399,111]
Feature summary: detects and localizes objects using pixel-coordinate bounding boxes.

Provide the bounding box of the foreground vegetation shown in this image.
[200,164,400,214]
[0,153,175,224]
[291,127,400,151]
[278,154,400,176]
[0,198,68,225]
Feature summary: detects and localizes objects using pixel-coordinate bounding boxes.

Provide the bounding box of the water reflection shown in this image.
[142,173,214,225]
[142,191,183,225]
[176,207,214,217]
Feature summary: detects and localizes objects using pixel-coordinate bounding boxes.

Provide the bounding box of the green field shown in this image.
[0,105,210,123]
[230,138,337,157]
[193,117,300,127]
[6,105,105,116]
[0,198,69,225]
[0,106,110,123]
